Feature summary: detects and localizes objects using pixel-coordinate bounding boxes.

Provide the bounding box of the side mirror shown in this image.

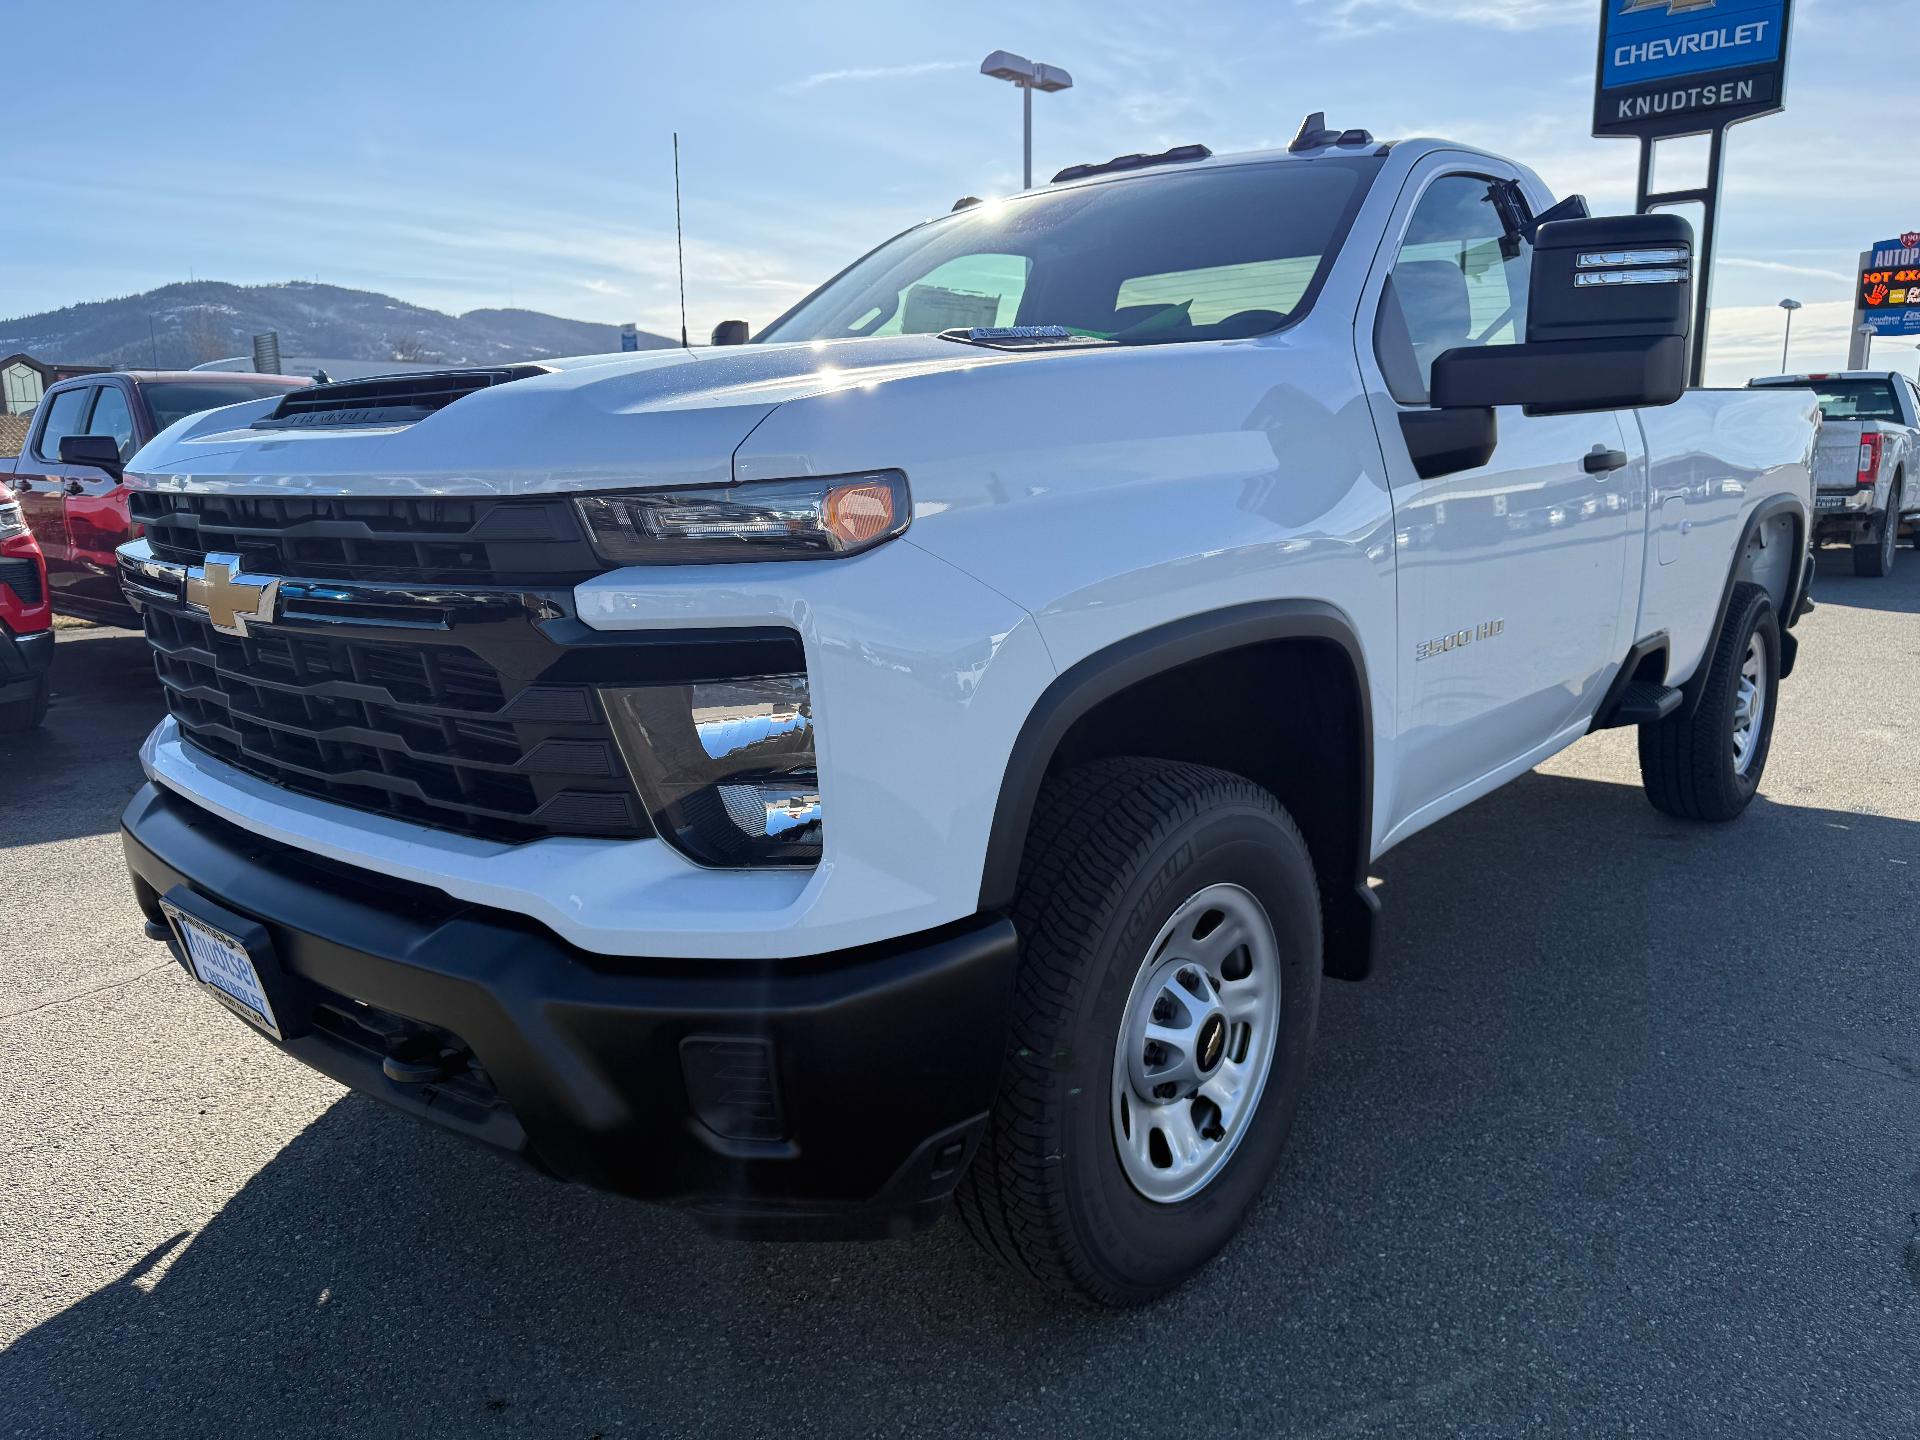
[59,434,125,476]
[710,320,749,346]
[1431,213,1693,417]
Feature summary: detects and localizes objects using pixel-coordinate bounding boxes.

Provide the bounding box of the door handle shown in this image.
[1583,446,1629,476]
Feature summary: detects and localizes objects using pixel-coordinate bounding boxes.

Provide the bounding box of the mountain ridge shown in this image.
[0,281,676,370]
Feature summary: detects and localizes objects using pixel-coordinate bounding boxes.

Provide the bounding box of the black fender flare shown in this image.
[1681,492,1808,716]
[977,599,1380,979]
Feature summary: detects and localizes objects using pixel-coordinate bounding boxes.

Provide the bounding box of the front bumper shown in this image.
[0,626,52,704]
[123,782,1019,1238]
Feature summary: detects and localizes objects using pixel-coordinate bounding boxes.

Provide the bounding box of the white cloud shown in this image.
[781,61,968,94]
[1718,257,1856,286]
[1698,299,1899,387]
[1306,0,1585,37]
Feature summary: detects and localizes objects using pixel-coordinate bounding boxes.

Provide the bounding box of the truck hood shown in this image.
[125,336,1027,497]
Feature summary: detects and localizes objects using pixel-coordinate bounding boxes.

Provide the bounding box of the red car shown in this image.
[0,476,52,730]
[11,371,308,627]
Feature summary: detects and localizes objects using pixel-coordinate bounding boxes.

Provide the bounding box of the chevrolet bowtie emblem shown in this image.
[1622,0,1717,11]
[184,554,279,636]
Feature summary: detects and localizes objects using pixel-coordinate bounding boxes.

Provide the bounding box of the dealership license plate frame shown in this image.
[158,886,291,1041]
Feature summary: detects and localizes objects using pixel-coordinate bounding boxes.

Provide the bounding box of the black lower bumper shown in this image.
[122,783,1019,1238]
[0,626,51,704]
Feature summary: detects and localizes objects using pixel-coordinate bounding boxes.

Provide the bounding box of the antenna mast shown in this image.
[673,132,689,349]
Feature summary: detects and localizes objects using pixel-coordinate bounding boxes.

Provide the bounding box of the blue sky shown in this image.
[3,0,1913,384]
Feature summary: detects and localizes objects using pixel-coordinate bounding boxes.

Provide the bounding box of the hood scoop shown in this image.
[253,364,550,430]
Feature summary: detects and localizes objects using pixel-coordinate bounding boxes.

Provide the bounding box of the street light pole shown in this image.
[1024,83,1032,190]
[981,50,1073,190]
[1777,298,1801,372]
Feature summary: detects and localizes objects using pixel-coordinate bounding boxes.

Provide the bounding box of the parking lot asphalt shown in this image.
[2,552,1917,1440]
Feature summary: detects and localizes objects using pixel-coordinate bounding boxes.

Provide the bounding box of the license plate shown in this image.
[1814,495,1848,511]
[163,902,283,1040]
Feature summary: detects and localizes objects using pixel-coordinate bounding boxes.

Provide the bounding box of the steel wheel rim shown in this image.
[1732,633,1767,777]
[1111,883,1282,1204]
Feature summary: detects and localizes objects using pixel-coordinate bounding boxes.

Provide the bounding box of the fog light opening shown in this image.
[604,667,824,868]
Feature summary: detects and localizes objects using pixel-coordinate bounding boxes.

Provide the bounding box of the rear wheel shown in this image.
[1854,480,1901,576]
[956,757,1322,1306]
[1637,581,1778,821]
[0,675,48,732]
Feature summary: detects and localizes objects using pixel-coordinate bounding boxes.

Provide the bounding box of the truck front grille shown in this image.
[128,491,602,586]
[145,603,649,843]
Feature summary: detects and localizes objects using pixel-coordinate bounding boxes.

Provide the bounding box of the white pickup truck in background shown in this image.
[1750,370,1920,576]
[113,121,1820,1305]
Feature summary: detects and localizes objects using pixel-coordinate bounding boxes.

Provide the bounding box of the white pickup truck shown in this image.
[115,120,1818,1306]
[1749,370,1919,576]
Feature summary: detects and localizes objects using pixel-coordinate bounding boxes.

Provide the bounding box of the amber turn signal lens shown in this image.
[823,480,898,548]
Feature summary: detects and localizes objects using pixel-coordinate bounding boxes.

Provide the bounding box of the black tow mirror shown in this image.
[1431,212,1693,417]
[59,434,125,476]
[710,319,749,346]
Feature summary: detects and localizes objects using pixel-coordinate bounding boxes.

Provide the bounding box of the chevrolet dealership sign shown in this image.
[1594,0,1793,139]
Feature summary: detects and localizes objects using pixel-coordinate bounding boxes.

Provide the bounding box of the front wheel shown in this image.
[1637,581,1779,821]
[955,758,1322,1306]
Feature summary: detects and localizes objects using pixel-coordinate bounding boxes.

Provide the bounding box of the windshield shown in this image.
[758,159,1378,347]
[1752,377,1903,423]
[142,380,300,431]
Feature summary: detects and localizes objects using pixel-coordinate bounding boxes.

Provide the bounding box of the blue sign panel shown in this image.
[1594,0,1794,139]
[1860,235,1920,338]
[1603,0,1785,87]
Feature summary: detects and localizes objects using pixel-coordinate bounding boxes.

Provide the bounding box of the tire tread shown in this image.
[1637,581,1775,821]
[953,756,1312,1304]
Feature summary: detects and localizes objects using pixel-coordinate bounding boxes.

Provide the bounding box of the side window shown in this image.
[1374,175,1532,405]
[85,385,137,461]
[35,386,93,462]
[869,253,1030,335]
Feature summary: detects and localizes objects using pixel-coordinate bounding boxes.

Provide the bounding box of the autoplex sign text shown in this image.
[1858,234,1920,338]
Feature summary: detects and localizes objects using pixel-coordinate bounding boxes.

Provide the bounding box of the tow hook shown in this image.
[382,1033,470,1084]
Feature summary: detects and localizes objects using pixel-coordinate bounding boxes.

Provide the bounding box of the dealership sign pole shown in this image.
[1594,0,1795,385]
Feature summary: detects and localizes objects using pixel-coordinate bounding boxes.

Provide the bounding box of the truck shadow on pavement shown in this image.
[5,772,1918,1438]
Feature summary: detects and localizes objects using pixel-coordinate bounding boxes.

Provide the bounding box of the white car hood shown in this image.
[125,335,1023,498]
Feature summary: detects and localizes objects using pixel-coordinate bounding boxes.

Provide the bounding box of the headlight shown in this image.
[0,498,23,542]
[575,471,909,565]
[605,672,822,866]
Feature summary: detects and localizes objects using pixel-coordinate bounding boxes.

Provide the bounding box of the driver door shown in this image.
[64,379,139,616]
[1359,161,1634,838]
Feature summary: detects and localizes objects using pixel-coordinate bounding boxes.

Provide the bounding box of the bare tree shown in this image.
[389,335,435,362]
[180,308,231,365]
